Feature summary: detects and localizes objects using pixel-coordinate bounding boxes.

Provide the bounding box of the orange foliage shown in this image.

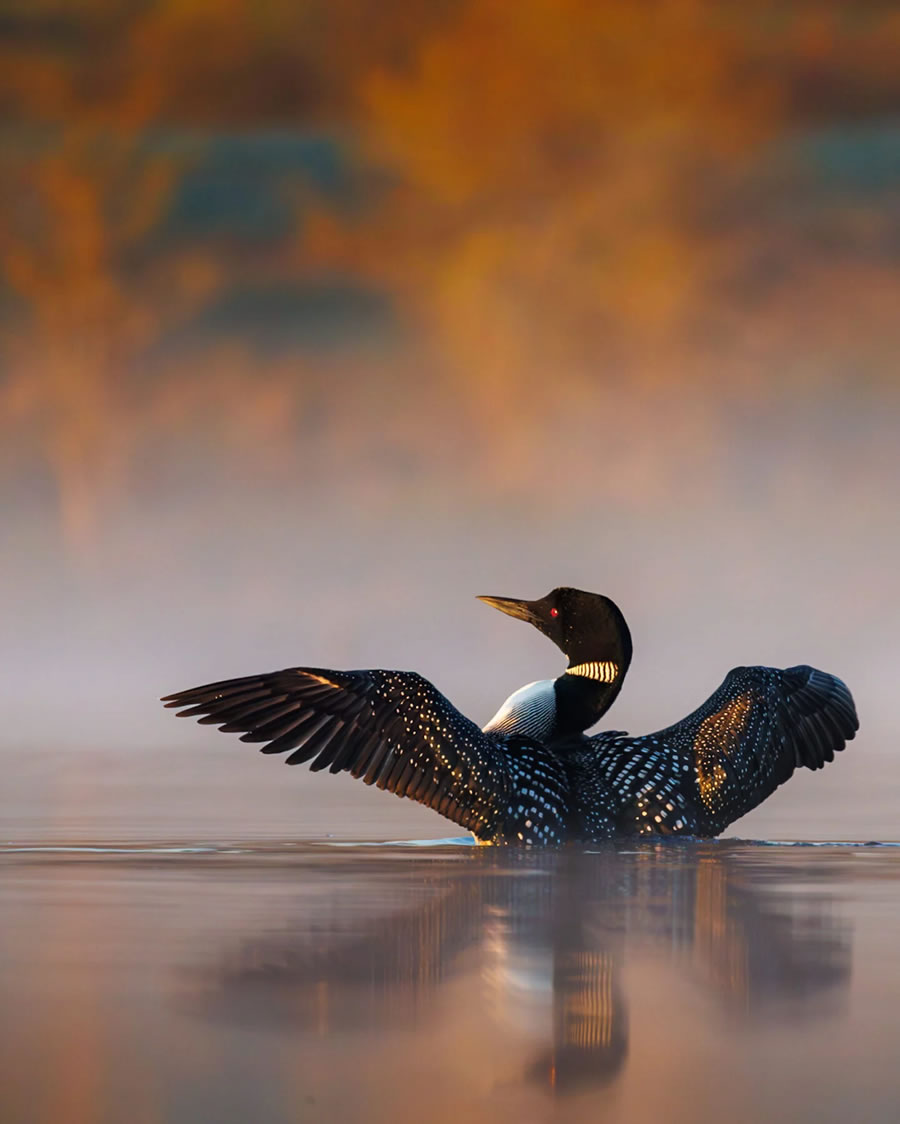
[0,124,201,547]
[1,1,899,544]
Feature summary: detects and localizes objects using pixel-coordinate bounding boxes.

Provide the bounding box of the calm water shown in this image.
[1,841,899,1124]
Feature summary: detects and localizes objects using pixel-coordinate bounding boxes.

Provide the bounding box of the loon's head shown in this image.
[477,587,632,673]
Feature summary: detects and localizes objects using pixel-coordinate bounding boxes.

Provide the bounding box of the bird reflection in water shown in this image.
[181,846,851,1096]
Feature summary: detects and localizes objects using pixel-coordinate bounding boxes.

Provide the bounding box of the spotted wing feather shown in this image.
[587,665,858,838]
[162,668,569,844]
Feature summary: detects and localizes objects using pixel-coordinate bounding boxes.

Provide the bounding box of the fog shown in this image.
[2,1,899,841]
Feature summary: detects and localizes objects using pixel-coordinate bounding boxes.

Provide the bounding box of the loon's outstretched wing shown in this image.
[162,668,568,843]
[590,665,858,838]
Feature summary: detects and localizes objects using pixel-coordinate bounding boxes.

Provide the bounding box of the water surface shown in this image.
[1,841,898,1124]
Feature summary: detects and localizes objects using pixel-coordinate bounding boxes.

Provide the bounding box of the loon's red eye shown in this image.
[550,608,559,618]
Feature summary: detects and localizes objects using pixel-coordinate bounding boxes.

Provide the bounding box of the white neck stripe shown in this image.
[567,661,618,683]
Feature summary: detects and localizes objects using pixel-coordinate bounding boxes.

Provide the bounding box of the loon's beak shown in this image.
[477,595,539,625]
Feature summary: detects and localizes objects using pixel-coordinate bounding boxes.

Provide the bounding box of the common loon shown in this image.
[162,587,858,844]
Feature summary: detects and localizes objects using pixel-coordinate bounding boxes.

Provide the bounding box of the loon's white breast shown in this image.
[482,679,557,741]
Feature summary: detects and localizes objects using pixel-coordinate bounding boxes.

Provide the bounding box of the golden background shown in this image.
[2,1,898,839]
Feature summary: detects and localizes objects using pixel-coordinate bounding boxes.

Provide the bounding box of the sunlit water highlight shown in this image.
[2,841,899,1124]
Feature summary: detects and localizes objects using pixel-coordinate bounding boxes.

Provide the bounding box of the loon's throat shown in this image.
[553,659,625,738]
[567,661,618,683]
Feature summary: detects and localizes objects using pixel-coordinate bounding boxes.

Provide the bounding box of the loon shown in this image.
[161,587,858,844]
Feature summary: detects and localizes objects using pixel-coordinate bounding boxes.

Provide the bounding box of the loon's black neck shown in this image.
[552,672,626,741]
[551,603,633,740]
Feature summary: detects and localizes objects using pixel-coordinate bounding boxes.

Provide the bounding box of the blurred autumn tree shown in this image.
[334,1,900,383]
[354,0,784,473]
[0,0,452,546]
[0,3,214,548]
[1,0,899,542]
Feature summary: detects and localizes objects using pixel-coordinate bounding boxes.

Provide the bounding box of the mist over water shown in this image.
[2,4,899,843]
[5,491,898,842]
[1,5,898,843]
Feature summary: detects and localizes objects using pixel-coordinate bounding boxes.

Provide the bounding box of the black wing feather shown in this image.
[590,665,858,838]
[162,667,568,843]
